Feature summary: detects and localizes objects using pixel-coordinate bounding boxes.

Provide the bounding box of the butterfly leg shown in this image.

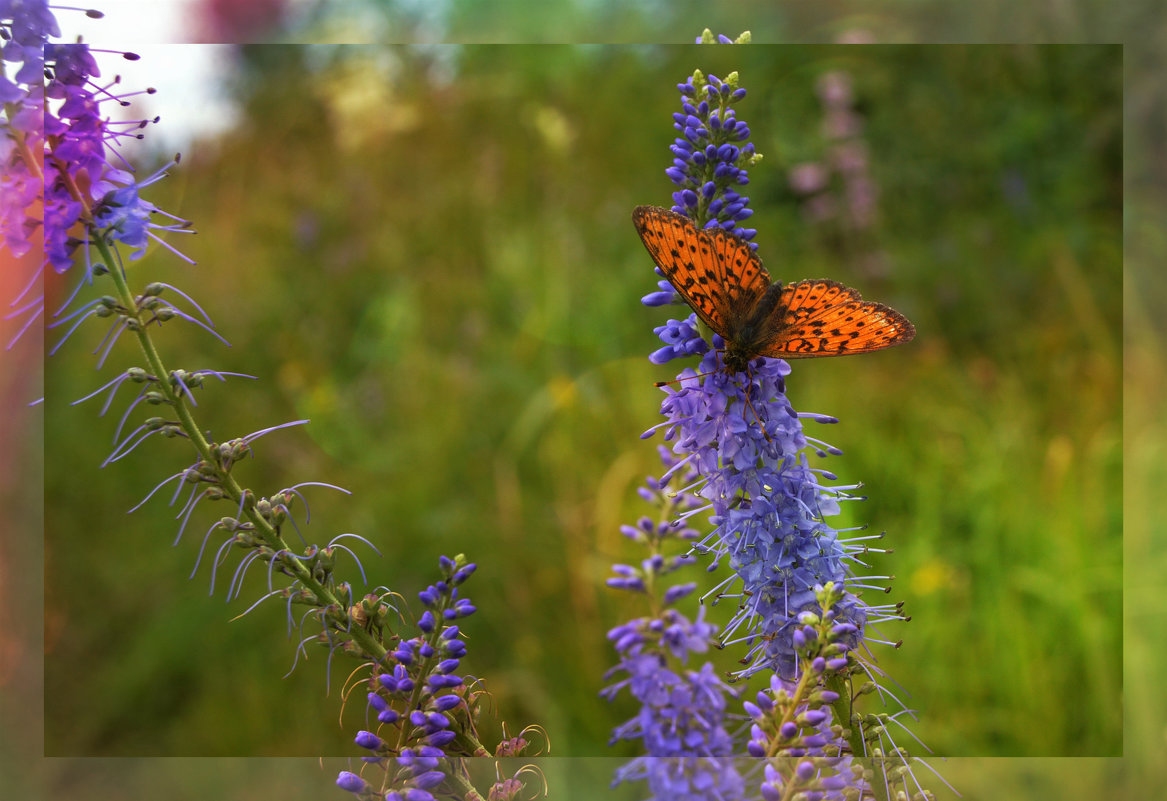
[737,374,774,445]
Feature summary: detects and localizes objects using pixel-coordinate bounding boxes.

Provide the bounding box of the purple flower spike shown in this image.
[615,43,931,801]
[654,70,761,252]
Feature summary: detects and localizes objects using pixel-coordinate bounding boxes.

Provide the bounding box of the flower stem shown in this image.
[442,762,487,801]
[88,232,387,662]
[825,672,890,801]
[10,122,45,183]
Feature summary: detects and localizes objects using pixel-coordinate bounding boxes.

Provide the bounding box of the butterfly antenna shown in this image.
[653,368,720,389]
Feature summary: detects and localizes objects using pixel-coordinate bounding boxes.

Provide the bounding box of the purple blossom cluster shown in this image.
[42,41,189,272]
[27,9,536,799]
[653,344,871,680]
[741,585,895,798]
[617,756,747,801]
[602,447,744,797]
[602,450,731,739]
[637,62,882,684]
[666,71,759,246]
[1,0,57,258]
[639,68,763,322]
[610,52,928,801]
[326,558,491,795]
[340,557,478,800]
[1,2,190,342]
[2,0,57,341]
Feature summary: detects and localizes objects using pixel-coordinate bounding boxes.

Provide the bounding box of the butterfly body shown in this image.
[632,205,915,372]
[721,280,787,373]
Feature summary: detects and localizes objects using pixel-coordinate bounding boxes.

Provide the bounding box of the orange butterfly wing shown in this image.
[632,205,769,339]
[760,279,916,358]
[632,206,916,364]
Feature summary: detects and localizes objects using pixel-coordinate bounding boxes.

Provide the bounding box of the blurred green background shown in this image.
[41,39,1124,781]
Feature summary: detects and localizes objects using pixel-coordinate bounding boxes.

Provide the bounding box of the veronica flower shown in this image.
[644,65,875,683]
[603,446,744,798]
[605,54,766,801]
[612,42,941,801]
[1,12,191,345]
[39,14,535,799]
[602,452,729,729]
[342,556,491,800]
[654,354,874,679]
[2,0,59,342]
[665,70,758,247]
[43,42,191,270]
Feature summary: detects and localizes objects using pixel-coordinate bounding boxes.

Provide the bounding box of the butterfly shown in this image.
[632,205,915,374]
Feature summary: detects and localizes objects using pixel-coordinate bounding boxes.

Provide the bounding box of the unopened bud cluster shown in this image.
[339,556,530,801]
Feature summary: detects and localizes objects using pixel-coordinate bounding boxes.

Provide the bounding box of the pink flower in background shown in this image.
[815,71,852,108]
[788,69,884,247]
[830,140,869,175]
[788,162,828,195]
[196,0,288,41]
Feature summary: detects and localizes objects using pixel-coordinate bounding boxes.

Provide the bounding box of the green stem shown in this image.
[89,232,494,759]
[443,760,487,801]
[88,232,386,662]
[826,671,890,801]
[767,664,814,758]
[9,119,45,183]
